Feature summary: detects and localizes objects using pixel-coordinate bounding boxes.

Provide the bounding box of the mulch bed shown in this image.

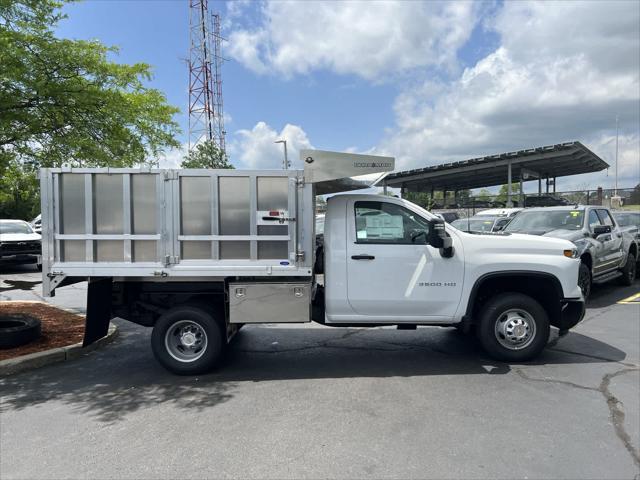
[0,302,85,361]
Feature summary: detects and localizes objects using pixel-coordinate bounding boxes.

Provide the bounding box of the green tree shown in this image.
[404,191,433,209]
[181,141,233,169]
[0,160,39,219]
[496,183,521,203]
[476,188,492,201]
[0,0,181,217]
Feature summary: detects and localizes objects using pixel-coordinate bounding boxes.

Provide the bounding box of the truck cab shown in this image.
[317,193,583,326]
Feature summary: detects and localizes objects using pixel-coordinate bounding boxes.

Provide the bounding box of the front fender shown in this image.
[573,238,593,260]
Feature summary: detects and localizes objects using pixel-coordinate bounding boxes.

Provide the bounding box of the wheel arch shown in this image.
[580,251,593,271]
[465,271,564,329]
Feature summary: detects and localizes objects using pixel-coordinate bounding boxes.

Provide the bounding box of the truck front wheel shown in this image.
[151,305,224,375]
[476,293,550,362]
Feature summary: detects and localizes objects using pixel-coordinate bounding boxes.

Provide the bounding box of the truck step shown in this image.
[592,270,623,285]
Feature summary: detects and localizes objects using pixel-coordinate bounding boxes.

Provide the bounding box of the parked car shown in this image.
[450,215,512,233]
[523,195,570,207]
[31,214,42,234]
[504,206,637,298]
[0,219,42,270]
[315,214,325,235]
[433,211,460,223]
[613,211,640,262]
[476,208,523,218]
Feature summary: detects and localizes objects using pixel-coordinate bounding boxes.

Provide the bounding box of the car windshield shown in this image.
[0,221,34,234]
[505,210,584,232]
[451,217,497,232]
[613,212,640,228]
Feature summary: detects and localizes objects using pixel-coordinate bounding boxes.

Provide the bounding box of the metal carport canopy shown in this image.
[381,142,608,192]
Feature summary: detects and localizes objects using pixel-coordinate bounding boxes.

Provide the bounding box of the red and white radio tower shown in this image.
[188,1,226,156]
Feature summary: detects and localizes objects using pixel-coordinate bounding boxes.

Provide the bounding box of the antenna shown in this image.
[188,1,226,157]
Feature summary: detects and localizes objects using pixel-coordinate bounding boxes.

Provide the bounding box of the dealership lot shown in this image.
[1,266,639,479]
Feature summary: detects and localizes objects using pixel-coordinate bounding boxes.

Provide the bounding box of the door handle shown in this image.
[351,254,375,260]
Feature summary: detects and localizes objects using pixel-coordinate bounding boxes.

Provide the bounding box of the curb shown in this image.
[0,323,118,377]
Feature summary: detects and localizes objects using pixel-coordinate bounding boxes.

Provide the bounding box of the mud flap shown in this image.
[555,299,586,334]
[83,277,113,347]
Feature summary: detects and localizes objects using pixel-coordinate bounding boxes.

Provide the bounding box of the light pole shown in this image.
[615,115,619,196]
[275,139,289,170]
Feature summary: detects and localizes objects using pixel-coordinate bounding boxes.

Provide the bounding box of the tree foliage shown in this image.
[496,183,521,202]
[181,141,233,169]
[0,0,181,218]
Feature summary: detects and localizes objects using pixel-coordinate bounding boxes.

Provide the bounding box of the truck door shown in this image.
[344,199,464,321]
[597,209,624,270]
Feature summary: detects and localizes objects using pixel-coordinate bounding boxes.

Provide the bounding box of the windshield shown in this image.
[505,210,584,232]
[0,221,34,235]
[451,217,496,232]
[613,212,640,228]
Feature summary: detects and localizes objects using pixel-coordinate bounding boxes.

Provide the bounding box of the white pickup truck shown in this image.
[40,151,584,374]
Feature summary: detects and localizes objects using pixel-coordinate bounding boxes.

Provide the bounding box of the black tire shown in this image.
[151,305,224,375]
[618,252,636,286]
[578,262,592,300]
[476,293,550,362]
[0,314,42,349]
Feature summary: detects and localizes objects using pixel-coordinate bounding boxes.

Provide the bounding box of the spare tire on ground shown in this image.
[0,314,42,349]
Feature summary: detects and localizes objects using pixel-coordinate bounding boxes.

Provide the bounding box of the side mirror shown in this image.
[428,219,454,257]
[593,225,611,237]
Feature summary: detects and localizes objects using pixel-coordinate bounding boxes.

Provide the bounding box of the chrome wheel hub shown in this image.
[494,309,536,351]
[180,331,197,347]
[165,320,208,363]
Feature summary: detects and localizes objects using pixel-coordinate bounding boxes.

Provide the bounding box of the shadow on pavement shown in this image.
[0,320,627,424]
[0,278,42,293]
[0,264,40,275]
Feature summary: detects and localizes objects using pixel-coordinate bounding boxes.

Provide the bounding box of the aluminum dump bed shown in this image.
[40,150,394,296]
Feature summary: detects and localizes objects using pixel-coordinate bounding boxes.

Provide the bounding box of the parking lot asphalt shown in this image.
[1,265,639,479]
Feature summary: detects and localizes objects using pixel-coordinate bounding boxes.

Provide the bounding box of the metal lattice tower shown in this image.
[188,1,226,155]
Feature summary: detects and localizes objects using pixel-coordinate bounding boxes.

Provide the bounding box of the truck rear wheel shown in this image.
[618,252,636,286]
[476,293,550,362]
[151,305,224,375]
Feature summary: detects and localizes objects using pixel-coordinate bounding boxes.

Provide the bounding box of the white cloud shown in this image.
[228,121,313,169]
[155,144,187,169]
[221,1,639,190]
[227,0,478,80]
[382,1,640,188]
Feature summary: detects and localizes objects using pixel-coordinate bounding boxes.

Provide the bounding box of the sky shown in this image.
[56,0,640,192]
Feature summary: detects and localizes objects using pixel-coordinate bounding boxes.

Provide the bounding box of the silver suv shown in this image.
[504,206,637,298]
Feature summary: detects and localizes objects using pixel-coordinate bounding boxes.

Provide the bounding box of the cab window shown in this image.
[588,210,601,231]
[354,201,430,244]
[596,209,614,227]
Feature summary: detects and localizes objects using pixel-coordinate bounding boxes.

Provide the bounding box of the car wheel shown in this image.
[578,262,592,300]
[476,293,550,362]
[0,314,42,348]
[618,252,636,286]
[151,305,224,375]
